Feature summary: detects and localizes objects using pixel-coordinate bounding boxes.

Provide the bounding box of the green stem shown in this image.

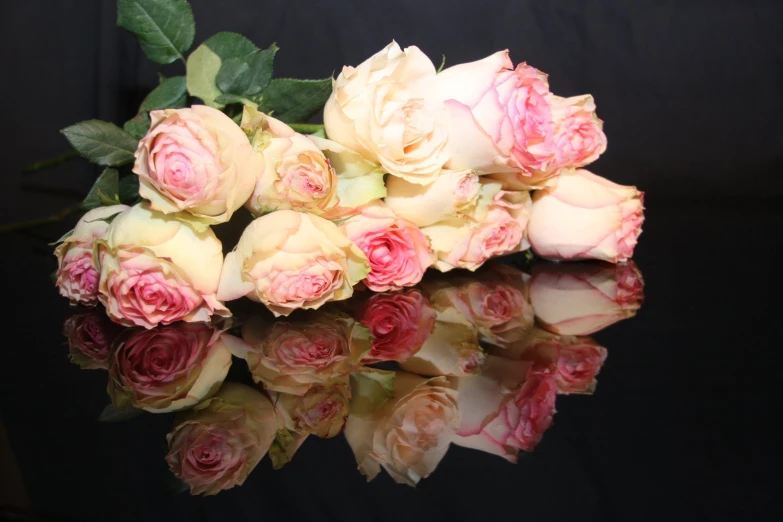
[22,151,80,174]
[288,123,325,134]
[0,204,82,235]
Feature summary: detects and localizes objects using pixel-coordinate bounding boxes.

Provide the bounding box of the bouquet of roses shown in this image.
[52,0,644,328]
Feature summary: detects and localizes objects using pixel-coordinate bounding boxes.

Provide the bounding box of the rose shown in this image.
[54,205,128,305]
[435,51,555,180]
[339,203,435,291]
[166,383,277,496]
[271,377,351,438]
[549,94,607,169]
[452,366,557,460]
[241,108,385,218]
[324,41,450,185]
[107,322,233,413]
[383,169,481,227]
[134,105,258,224]
[238,314,368,395]
[358,290,437,363]
[345,373,459,485]
[527,169,645,263]
[217,210,369,316]
[529,261,644,335]
[63,310,121,370]
[96,204,228,328]
[553,343,608,395]
[422,182,531,272]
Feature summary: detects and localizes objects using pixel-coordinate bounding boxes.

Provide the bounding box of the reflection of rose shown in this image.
[553,344,608,395]
[108,322,232,413]
[529,261,644,335]
[272,377,351,438]
[63,310,121,370]
[166,383,277,496]
[398,316,486,377]
[240,314,367,395]
[345,373,459,486]
[358,290,437,363]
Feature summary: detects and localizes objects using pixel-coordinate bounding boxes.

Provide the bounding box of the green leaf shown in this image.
[258,78,332,123]
[186,44,223,107]
[214,93,258,107]
[349,369,396,416]
[98,402,144,422]
[119,175,141,205]
[61,120,138,166]
[117,0,195,64]
[82,169,120,210]
[124,76,187,138]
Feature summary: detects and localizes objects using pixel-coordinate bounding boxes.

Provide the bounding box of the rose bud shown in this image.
[383,169,481,227]
[452,366,557,461]
[63,309,121,370]
[95,204,229,328]
[357,289,437,363]
[422,181,531,272]
[345,373,459,486]
[166,383,277,496]
[241,108,385,218]
[134,105,258,225]
[107,322,233,413]
[217,210,369,316]
[528,169,645,263]
[324,41,450,185]
[54,205,128,305]
[271,377,351,438]
[398,312,486,377]
[435,51,555,183]
[529,261,644,335]
[340,203,435,291]
[236,313,369,395]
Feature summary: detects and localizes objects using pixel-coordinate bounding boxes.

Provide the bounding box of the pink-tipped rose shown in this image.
[108,322,233,413]
[549,94,607,169]
[96,204,229,328]
[528,169,644,263]
[63,309,121,370]
[553,343,608,395]
[435,51,555,179]
[134,105,258,224]
[54,205,128,305]
[358,290,437,363]
[166,383,277,496]
[340,203,435,291]
[271,377,351,438]
[529,261,644,335]
[217,210,369,316]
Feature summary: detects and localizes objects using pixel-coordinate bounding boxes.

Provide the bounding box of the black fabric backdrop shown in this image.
[2,0,782,226]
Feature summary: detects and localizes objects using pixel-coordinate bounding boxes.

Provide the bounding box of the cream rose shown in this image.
[271,377,351,438]
[422,181,531,272]
[383,169,481,227]
[324,41,450,185]
[54,205,129,305]
[134,105,258,224]
[217,210,369,316]
[96,203,228,328]
[528,169,644,263]
[435,51,555,180]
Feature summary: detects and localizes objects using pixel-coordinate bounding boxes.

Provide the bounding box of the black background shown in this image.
[0,1,780,521]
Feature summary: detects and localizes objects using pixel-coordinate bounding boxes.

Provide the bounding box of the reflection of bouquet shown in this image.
[47,0,644,325]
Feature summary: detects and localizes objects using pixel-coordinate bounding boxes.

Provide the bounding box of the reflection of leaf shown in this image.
[269,428,307,469]
[349,370,396,416]
[166,470,190,494]
[98,403,144,422]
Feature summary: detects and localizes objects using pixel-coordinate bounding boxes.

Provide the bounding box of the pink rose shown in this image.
[528,169,645,263]
[271,377,351,438]
[238,314,368,395]
[134,105,258,224]
[108,322,233,413]
[549,94,607,169]
[435,51,555,178]
[529,261,644,335]
[166,383,277,496]
[96,204,229,328]
[358,290,437,363]
[340,203,435,291]
[62,310,121,370]
[553,343,608,395]
[54,205,129,305]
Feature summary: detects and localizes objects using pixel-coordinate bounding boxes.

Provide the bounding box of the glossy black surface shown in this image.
[0,201,777,522]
